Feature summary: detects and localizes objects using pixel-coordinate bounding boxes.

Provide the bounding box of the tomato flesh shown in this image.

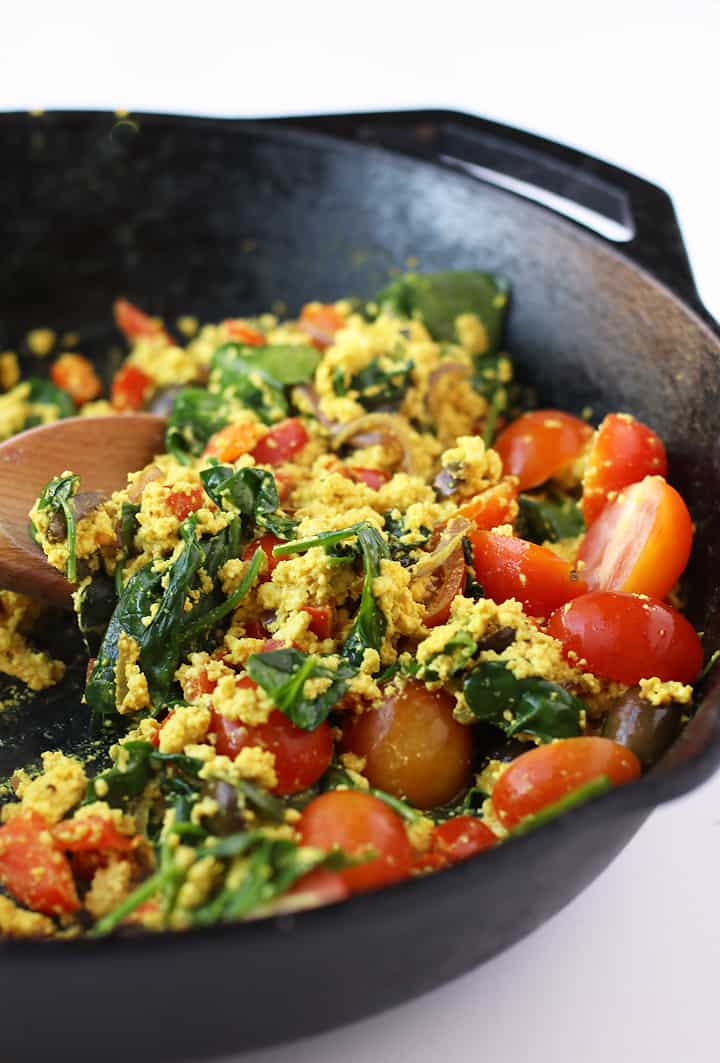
[469,529,587,617]
[343,466,390,491]
[548,590,703,684]
[491,737,641,830]
[111,365,153,411]
[299,790,412,892]
[242,532,284,582]
[494,410,592,490]
[203,422,261,463]
[0,811,80,915]
[342,680,473,809]
[166,484,205,521]
[113,298,170,342]
[432,816,497,862]
[50,353,102,406]
[456,479,519,530]
[302,604,335,639]
[223,320,266,346]
[52,815,135,854]
[582,413,667,525]
[299,303,344,349]
[251,418,309,466]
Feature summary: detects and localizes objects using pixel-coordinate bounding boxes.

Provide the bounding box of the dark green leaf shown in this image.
[37,472,80,581]
[341,525,390,668]
[119,501,141,552]
[24,377,75,424]
[517,494,585,544]
[85,741,155,807]
[336,355,414,412]
[247,647,355,731]
[165,388,235,463]
[199,464,297,541]
[463,661,583,742]
[77,572,117,657]
[211,342,320,385]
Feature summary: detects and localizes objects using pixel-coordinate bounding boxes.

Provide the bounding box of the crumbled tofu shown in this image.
[0,895,55,938]
[158,704,211,754]
[85,859,133,920]
[14,751,86,824]
[638,677,694,706]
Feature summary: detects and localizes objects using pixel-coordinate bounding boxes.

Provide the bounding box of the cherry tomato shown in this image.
[166,483,205,521]
[211,705,333,796]
[50,353,102,406]
[491,737,641,830]
[494,410,593,490]
[342,680,473,809]
[431,816,497,862]
[456,479,519,530]
[342,466,390,491]
[242,532,284,582]
[302,604,336,639]
[52,815,135,854]
[420,544,467,628]
[0,811,80,915]
[251,418,309,466]
[548,591,703,684]
[299,303,344,350]
[582,413,668,525]
[412,849,449,873]
[181,667,218,702]
[288,868,350,905]
[223,320,266,345]
[111,365,153,411]
[203,421,261,463]
[299,790,412,892]
[469,529,587,618]
[578,475,692,599]
[113,298,171,343]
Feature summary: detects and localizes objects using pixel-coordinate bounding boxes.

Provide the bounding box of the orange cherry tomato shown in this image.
[211,703,333,796]
[223,320,266,346]
[342,680,473,809]
[422,543,467,628]
[299,303,345,350]
[52,815,135,854]
[548,590,703,684]
[111,364,154,411]
[166,483,205,521]
[578,475,692,599]
[203,421,262,463]
[0,811,80,916]
[494,410,593,490]
[113,298,171,343]
[469,529,587,618]
[299,790,412,892]
[242,532,284,582]
[251,418,309,466]
[456,479,519,530]
[342,466,390,491]
[302,604,336,639]
[50,353,102,406]
[491,737,641,830]
[431,816,498,862]
[582,413,668,525]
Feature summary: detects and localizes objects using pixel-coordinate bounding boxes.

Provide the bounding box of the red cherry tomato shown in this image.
[251,418,309,466]
[223,320,266,345]
[491,737,641,830]
[421,543,468,628]
[288,868,350,906]
[469,529,587,618]
[211,705,333,796]
[113,298,171,343]
[456,479,519,530]
[431,816,498,862]
[582,413,667,525]
[242,532,284,583]
[494,410,593,490]
[111,365,154,411]
[299,790,412,892]
[578,475,692,600]
[181,667,218,703]
[166,484,205,521]
[342,466,390,491]
[548,591,703,684]
[299,303,344,349]
[50,353,102,406]
[52,815,136,854]
[342,680,473,809]
[412,849,449,873]
[0,811,80,916]
[302,604,336,639]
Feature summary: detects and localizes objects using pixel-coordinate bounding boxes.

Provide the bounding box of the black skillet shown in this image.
[0,110,719,1063]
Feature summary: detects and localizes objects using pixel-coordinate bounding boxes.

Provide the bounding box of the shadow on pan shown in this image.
[0,109,719,1063]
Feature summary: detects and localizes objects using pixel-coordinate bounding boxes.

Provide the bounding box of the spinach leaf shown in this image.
[119,501,141,552]
[24,377,75,425]
[211,360,287,424]
[200,464,297,541]
[517,493,585,544]
[342,524,390,668]
[165,388,235,463]
[272,522,366,559]
[382,510,430,567]
[77,571,117,656]
[36,473,80,581]
[85,740,155,807]
[211,342,320,386]
[246,647,355,730]
[463,661,584,742]
[375,270,510,351]
[335,355,414,412]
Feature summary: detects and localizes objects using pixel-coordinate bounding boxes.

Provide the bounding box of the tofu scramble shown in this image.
[0,271,706,939]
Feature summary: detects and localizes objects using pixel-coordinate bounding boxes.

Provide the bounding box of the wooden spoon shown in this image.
[0,415,166,608]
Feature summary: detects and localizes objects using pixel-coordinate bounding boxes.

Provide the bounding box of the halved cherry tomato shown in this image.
[0,811,79,915]
[251,418,309,466]
[181,667,218,702]
[421,544,467,628]
[288,867,350,905]
[491,737,641,830]
[299,303,344,350]
[52,815,135,854]
[578,475,692,600]
[50,353,102,406]
[203,421,262,463]
[242,532,284,582]
[113,298,171,343]
[342,466,390,491]
[223,320,266,346]
[548,591,703,684]
[469,529,587,617]
[302,604,335,639]
[211,702,333,795]
[299,790,412,892]
[582,413,668,525]
[494,410,593,491]
[456,479,519,530]
[431,816,498,862]
[412,849,449,873]
[111,364,153,411]
[342,680,473,809]
[166,483,205,521]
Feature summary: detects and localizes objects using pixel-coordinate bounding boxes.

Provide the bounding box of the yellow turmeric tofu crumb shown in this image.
[0,895,55,938]
[0,591,65,693]
[638,677,694,706]
[85,859,133,920]
[12,751,86,824]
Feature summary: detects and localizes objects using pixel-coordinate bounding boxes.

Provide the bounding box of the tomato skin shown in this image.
[288,868,350,905]
[0,811,80,916]
[50,353,102,406]
[432,816,497,862]
[422,544,468,628]
[342,466,390,491]
[52,815,135,854]
[211,706,333,796]
[342,680,474,809]
[582,413,667,525]
[251,418,309,466]
[300,790,412,892]
[492,737,641,830]
[113,298,170,343]
[548,591,703,684]
[166,484,205,521]
[456,479,519,530]
[242,532,284,582]
[203,422,261,463]
[494,410,593,490]
[578,475,692,600]
[223,320,266,346]
[299,303,344,350]
[302,604,335,640]
[111,365,154,411]
[469,529,587,617]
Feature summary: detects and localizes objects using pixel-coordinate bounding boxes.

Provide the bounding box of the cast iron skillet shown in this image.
[0,110,719,1063]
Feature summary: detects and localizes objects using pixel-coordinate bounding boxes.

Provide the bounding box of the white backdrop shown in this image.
[2,3,719,1061]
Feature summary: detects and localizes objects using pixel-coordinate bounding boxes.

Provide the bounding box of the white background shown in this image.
[2,3,719,1061]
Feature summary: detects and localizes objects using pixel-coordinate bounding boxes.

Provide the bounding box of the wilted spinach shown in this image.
[247,647,355,731]
[36,473,80,581]
[334,354,414,411]
[212,341,320,386]
[517,493,585,544]
[24,377,75,426]
[341,524,390,668]
[463,661,584,742]
[200,463,297,540]
[165,388,236,463]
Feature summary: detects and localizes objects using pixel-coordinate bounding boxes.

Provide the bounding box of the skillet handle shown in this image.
[278,110,706,316]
